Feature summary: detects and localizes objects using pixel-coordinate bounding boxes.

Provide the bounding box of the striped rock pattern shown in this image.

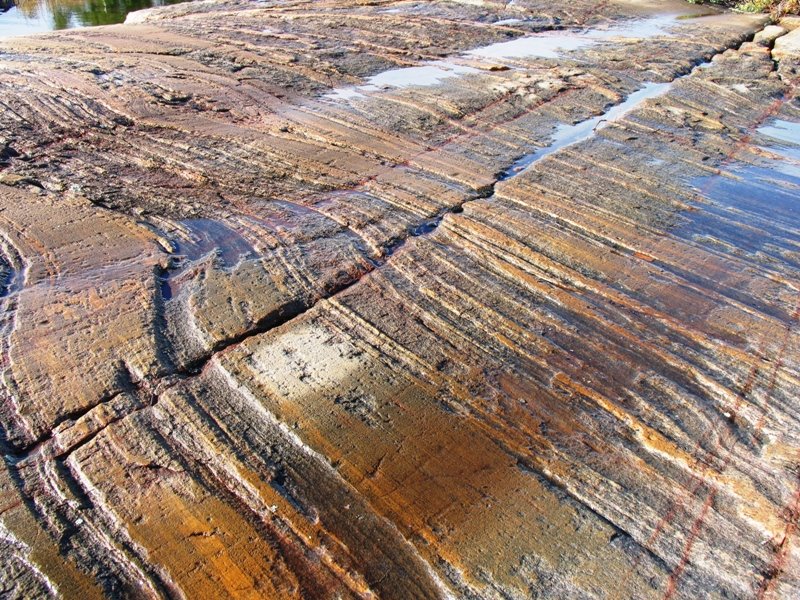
[0,0,799,598]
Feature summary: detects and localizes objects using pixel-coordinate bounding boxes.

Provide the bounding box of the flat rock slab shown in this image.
[0,1,798,599]
[775,25,800,59]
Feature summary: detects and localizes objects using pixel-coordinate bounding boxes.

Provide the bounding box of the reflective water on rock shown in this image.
[327,62,480,101]
[175,218,254,268]
[682,118,800,269]
[327,14,681,102]
[0,0,189,38]
[758,119,800,162]
[469,14,680,60]
[500,81,672,179]
[159,218,254,300]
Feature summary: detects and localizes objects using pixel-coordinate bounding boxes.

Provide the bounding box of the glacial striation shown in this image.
[0,0,799,598]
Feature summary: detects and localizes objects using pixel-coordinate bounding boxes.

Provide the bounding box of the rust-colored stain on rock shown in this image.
[1,0,799,598]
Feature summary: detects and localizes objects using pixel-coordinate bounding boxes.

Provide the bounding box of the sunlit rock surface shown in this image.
[1,0,799,598]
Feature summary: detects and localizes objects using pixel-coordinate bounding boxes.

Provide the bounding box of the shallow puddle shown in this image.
[327,62,479,101]
[680,118,800,266]
[469,14,679,60]
[500,81,672,179]
[757,119,800,146]
[758,120,800,163]
[326,14,681,101]
[709,118,800,220]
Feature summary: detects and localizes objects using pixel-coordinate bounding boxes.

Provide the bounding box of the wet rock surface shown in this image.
[0,0,799,598]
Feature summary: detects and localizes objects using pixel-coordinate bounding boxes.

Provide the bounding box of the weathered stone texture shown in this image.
[0,0,798,598]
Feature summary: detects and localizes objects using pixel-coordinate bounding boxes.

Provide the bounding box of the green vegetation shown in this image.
[687,0,799,16]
